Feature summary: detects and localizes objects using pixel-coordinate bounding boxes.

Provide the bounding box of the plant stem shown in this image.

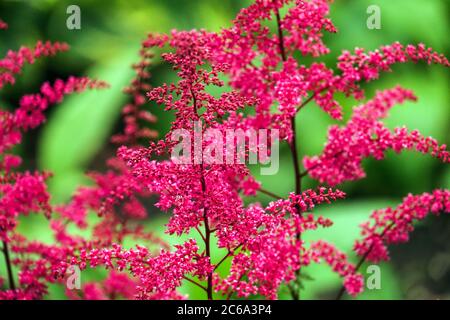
[289,117,303,301]
[289,119,302,196]
[201,166,213,300]
[183,276,208,291]
[259,188,283,200]
[299,150,345,178]
[275,8,287,62]
[275,5,304,300]
[214,243,243,272]
[296,93,315,113]
[214,251,232,272]
[274,7,302,198]
[335,248,370,300]
[2,240,16,290]
[191,84,213,300]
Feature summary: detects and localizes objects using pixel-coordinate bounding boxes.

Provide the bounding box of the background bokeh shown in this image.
[0,0,448,299]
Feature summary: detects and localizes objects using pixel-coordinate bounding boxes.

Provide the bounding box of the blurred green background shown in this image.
[0,0,448,299]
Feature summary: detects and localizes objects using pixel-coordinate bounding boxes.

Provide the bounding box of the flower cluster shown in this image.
[354,189,450,263]
[0,172,51,241]
[266,187,346,215]
[111,39,158,145]
[0,41,69,89]
[303,86,449,186]
[308,241,364,296]
[215,205,338,299]
[66,271,138,300]
[0,76,107,240]
[0,19,108,299]
[70,240,206,299]
[1,0,449,301]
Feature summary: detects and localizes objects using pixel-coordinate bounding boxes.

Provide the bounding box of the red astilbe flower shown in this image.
[209,0,339,140]
[117,28,256,230]
[66,270,138,300]
[0,172,51,241]
[0,19,110,299]
[0,235,76,299]
[111,39,158,145]
[111,27,352,300]
[0,41,69,89]
[266,187,346,216]
[319,43,449,119]
[215,205,337,300]
[48,158,167,298]
[69,240,204,299]
[304,86,449,186]
[1,77,108,154]
[210,1,449,136]
[56,36,168,255]
[68,0,448,300]
[40,36,172,301]
[337,43,450,86]
[0,76,106,243]
[354,189,450,263]
[282,0,337,57]
[214,189,344,299]
[308,241,364,297]
[214,188,341,300]
[0,77,107,240]
[214,209,302,300]
[56,159,147,229]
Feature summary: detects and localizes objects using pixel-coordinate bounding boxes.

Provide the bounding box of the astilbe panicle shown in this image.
[40,35,173,299]
[1,0,449,301]
[0,76,107,239]
[89,28,348,300]
[303,86,449,186]
[308,241,364,296]
[111,39,158,145]
[214,188,346,299]
[204,0,448,300]
[0,40,69,89]
[0,19,108,299]
[354,189,450,263]
[66,270,138,300]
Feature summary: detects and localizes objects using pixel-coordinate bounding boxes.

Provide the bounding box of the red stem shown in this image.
[2,241,16,290]
[275,8,287,62]
[183,276,208,291]
[258,188,283,200]
[201,166,213,300]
